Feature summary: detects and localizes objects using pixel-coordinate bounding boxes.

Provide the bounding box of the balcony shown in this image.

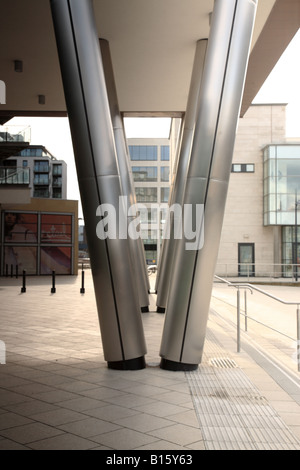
[0,167,30,185]
[0,125,31,160]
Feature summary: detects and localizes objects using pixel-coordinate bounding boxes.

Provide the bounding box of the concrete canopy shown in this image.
[0,0,299,123]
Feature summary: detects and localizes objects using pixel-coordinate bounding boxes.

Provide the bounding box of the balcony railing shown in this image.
[0,167,30,185]
[0,125,31,144]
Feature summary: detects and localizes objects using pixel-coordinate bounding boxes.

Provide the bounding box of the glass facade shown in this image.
[264,145,300,226]
[129,143,171,265]
[129,145,158,161]
[282,226,300,277]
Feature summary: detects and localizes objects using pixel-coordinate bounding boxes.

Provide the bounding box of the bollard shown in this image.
[10,264,13,278]
[51,271,56,294]
[80,270,85,294]
[5,264,8,278]
[21,270,26,293]
[16,265,18,279]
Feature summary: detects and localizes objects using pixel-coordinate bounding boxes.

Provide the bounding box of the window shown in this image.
[132,167,157,182]
[41,214,72,244]
[161,146,170,161]
[129,145,158,161]
[34,161,49,173]
[53,164,62,176]
[34,174,49,185]
[161,167,170,182]
[135,187,157,203]
[52,188,62,199]
[232,164,255,173]
[161,187,170,203]
[140,208,158,224]
[20,148,43,157]
[53,176,62,187]
[33,188,50,198]
[238,243,255,277]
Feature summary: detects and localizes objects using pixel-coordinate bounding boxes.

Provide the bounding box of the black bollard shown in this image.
[51,271,56,294]
[11,264,13,278]
[16,265,18,279]
[80,270,85,294]
[21,270,26,293]
[5,264,8,278]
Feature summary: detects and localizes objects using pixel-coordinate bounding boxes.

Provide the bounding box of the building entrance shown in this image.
[238,243,255,277]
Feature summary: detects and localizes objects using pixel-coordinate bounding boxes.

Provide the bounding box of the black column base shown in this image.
[157,306,166,314]
[141,306,149,313]
[160,358,198,372]
[108,356,146,371]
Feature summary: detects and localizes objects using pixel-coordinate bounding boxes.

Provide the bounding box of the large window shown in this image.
[132,167,157,182]
[264,145,300,225]
[129,145,158,161]
[1,211,74,275]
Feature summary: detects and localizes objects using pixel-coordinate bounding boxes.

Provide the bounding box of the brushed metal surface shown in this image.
[160,0,257,368]
[51,0,146,365]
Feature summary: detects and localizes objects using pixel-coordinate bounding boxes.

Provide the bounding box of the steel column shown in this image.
[50,0,146,370]
[160,0,257,371]
[99,39,150,312]
[156,39,208,313]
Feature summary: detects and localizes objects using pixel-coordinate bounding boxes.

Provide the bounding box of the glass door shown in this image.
[238,243,255,277]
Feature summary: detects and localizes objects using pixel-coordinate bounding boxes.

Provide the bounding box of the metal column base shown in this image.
[160,358,198,372]
[157,307,166,314]
[108,356,146,371]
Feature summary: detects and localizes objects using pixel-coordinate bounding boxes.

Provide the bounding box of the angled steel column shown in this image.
[156,39,208,313]
[160,0,257,371]
[50,0,146,370]
[99,39,150,312]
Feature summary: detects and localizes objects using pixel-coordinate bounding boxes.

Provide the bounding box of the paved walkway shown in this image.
[0,271,299,450]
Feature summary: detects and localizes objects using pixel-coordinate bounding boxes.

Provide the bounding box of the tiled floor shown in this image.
[0,271,300,450]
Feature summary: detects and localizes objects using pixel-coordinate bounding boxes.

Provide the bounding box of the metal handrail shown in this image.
[214,275,300,372]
